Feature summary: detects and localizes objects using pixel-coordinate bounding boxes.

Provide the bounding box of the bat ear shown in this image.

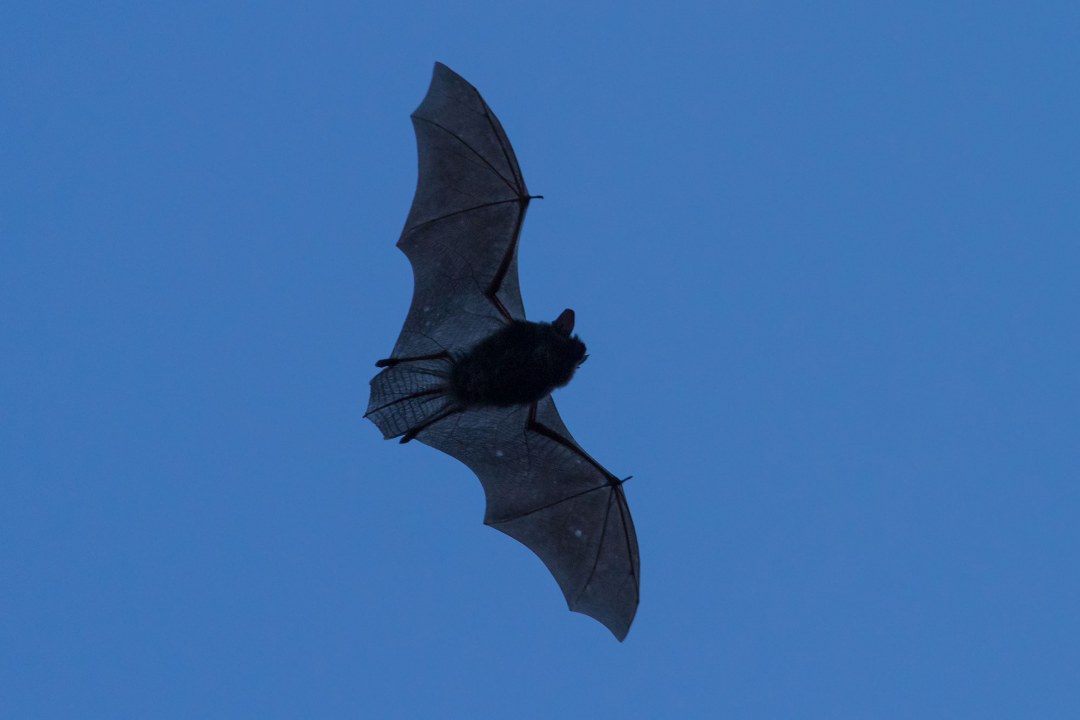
[553,308,575,336]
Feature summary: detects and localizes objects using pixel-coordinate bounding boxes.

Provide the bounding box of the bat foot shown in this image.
[375,351,451,368]
[398,404,463,445]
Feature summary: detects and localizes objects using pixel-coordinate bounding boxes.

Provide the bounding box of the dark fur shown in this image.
[449,321,587,407]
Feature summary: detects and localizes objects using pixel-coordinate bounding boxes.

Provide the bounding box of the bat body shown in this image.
[366,63,639,640]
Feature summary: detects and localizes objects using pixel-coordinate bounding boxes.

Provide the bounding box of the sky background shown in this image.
[3,2,1078,718]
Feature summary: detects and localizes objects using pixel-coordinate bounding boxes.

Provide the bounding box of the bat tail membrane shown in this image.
[365,357,455,441]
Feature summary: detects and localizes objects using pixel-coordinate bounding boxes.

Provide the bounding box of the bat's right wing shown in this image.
[389,62,532,363]
[368,63,533,442]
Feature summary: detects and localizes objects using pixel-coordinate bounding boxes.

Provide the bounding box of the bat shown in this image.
[366,63,639,641]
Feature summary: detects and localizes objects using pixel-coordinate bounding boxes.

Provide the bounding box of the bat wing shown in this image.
[416,395,640,641]
[390,62,531,362]
[367,63,639,640]
[366,61,532,453]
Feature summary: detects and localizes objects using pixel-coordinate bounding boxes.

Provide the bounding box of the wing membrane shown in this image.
[369,63,640,641]
[391,63,529,360]
[415,395,640,640]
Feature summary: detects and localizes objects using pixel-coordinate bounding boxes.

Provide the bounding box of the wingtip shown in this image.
[427,61,476,95]
[431,61,457,81]
[568,605,634,642]
[609,616,634,642]
[607,618,630,642]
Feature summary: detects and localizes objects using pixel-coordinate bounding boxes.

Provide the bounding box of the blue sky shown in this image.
[3,2,1078,717]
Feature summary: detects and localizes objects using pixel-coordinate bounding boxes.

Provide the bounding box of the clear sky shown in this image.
[3,2,1078,718]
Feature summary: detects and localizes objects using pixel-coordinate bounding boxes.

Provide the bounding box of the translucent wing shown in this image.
[367,63,639,640]
[390,62,531,362]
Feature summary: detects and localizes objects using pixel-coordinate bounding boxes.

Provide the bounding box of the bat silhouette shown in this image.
[366,63,639,640]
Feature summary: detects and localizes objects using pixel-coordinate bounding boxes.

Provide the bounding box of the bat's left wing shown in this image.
[414,395,640,641]
[367,373,641,640]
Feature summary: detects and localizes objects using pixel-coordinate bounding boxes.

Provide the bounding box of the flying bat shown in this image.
[366,63,639,640]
